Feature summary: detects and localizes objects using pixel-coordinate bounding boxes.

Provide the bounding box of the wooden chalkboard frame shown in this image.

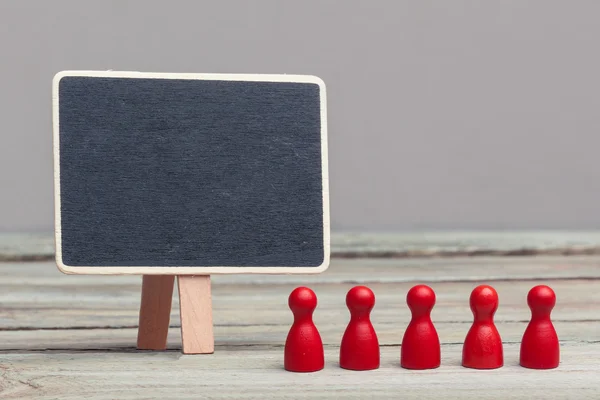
[52,71,330,276]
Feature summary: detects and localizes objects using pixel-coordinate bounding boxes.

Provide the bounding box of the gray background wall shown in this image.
[1,0,599,232]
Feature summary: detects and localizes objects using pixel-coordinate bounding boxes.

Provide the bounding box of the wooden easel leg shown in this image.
[178,275,214,354]
[137,275,175,350]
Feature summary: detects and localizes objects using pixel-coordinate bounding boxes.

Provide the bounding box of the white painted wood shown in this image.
[4,255,600,286]
[0,344,598,399]
[0,259,599,330]
[52,70,329,275]
[1,278,599,329]
[0,319,597,352]
[0,258,598,397]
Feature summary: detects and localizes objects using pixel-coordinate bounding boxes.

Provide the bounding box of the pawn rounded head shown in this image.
[469,285,499,316]
[527,285,556,313]
[346,285,375,312]
[288,286,318,314]
[406,284,436,313]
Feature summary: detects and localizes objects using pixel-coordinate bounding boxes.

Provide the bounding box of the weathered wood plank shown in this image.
[0,318,596,352]
[211,256,600,284]
[3,257,600,284]
[0,278,598,329]
[0,343,598,399]
[0,258,598,398]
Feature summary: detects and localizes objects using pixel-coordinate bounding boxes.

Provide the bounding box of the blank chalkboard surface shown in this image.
[52,71,329,275]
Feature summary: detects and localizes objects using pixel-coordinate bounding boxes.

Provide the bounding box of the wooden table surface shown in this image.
[0,256,599,399]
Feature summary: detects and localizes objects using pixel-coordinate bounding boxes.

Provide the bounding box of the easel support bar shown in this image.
[178,275,215,354]
[137,275,175,350]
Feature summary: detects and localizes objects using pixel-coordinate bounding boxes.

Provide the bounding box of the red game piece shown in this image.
[462,285,503,369]
[284,287,324,372]
[520,285,559,369]
[401,284,441,369]
[340,285,380,370]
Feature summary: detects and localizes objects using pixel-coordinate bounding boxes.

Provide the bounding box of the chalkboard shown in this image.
[52,71,329,275]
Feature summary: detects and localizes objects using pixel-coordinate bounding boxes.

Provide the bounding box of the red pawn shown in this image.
[520,285,559,369]
[401,285,441,369]
[462,285,503,369]
[284,287,324,372]
[340,286,380,370]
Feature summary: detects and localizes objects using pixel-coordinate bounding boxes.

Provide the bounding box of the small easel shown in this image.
[53,71,329,356]
[136,275,214,354]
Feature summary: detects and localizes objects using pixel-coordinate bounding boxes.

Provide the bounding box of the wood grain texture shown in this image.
[177,275,214,354]
[0,344,598,399]
[0,320,598,352]
[136,275,175,350]
[0,257,598,398]
[0,259,599,331]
